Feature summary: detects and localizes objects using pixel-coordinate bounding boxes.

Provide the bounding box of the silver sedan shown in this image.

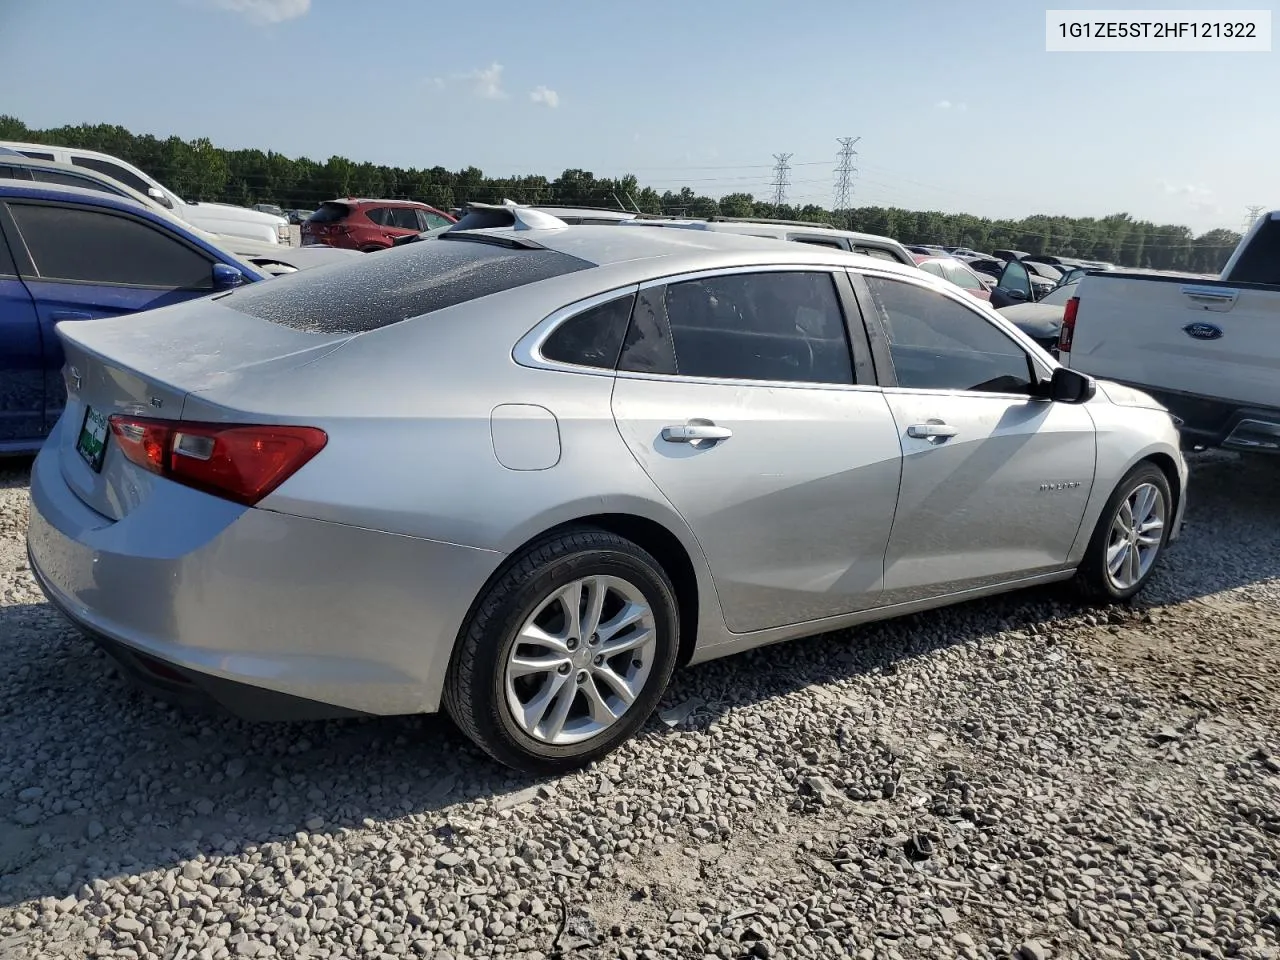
[26,219,1188,773]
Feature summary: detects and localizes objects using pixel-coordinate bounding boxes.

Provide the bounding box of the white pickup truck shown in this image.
[0,140,291,246]
[1058,211,1280,454]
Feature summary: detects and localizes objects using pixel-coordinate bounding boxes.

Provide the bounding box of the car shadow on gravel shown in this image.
[0,583,1072,911]
[1,453,1276,908]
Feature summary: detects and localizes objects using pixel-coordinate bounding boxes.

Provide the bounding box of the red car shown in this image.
[302,198,456,251]
[912,254,992,302]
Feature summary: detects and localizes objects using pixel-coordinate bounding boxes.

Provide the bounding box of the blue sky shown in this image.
[2,0,1275,232]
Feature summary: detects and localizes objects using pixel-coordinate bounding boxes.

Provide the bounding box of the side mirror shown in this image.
[212,263,245,290]
[147,186,174,209]
[1049,366,1095,404]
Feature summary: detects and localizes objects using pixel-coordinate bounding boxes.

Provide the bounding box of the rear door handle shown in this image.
[661,422,733,443]
[907,422,958,441]
[50,310,94,321]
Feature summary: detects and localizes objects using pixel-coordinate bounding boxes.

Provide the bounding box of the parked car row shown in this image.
[0,178,359,453]
[0,153,355,276]
[0,141,292,245]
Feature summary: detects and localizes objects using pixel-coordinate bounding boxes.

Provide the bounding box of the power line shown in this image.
[770,153,793,207]
[833,137,860,212]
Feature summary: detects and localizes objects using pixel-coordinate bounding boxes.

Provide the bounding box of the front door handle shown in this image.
[907,422,958,441]
[661,422,733,443]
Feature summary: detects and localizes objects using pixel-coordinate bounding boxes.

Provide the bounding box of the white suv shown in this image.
[0,140,291,245]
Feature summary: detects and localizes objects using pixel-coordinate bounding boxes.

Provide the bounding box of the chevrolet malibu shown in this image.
[26,217,1188,773]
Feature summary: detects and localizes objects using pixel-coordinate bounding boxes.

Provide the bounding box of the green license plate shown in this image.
[76,406,110,473]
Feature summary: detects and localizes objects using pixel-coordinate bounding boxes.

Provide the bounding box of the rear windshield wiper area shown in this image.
[437,231,548,251]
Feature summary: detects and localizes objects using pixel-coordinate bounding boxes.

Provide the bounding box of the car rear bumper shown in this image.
[25,433,505,719]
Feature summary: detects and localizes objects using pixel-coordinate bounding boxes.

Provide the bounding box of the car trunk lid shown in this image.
[55,297,353,521]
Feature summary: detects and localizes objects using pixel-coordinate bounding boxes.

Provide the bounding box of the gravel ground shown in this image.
[1,452,1278,960]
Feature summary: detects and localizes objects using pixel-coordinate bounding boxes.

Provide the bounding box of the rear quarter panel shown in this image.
[180,268,733,645]
[1066,273,1280,409]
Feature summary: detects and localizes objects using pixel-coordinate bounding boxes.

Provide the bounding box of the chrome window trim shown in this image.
[512,283,641,379]
[514,263,879,392]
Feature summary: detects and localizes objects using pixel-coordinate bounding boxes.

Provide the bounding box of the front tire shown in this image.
[443,528,680,774]
[1076,462,1172,602]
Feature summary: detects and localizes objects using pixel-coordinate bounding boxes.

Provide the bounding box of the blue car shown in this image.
[0,180,266,454]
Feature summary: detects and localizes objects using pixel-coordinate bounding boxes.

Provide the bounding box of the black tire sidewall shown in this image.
[462,539,678,771]
[1087,463,1172,601]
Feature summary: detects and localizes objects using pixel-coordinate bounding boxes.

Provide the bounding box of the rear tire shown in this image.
[1075,462,1172,602]
[443,528,680,775]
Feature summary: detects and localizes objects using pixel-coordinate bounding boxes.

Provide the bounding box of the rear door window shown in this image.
[388,208,421,230]
[7,202,214,289]
[69,156,153,194]
[364,207,391,226]
[620,270,855,385]
[0,164,34,181]
[224,237,595,334]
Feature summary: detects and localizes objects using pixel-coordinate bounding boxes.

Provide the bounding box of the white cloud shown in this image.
[425,63,508,100]
[206,0,310,24]
[463,63,506,100]
[1157,179,1220,212]
[529,86,560,108]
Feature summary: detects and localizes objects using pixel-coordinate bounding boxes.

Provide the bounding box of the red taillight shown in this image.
[108,416,327,506]
[1058,296,1079,353]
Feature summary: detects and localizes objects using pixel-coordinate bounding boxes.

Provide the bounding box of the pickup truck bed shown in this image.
[1061,271,1280,452]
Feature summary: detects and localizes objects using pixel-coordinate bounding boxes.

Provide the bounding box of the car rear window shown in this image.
[222,237,596,334]
[309,202,350,224]
[1228,218,1280,285]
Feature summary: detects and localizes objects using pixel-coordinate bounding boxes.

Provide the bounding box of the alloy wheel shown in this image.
[1105,481,1166,591]
[504,575,656,745]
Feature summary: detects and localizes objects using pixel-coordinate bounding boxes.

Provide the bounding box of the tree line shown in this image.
[0,115,1243,273]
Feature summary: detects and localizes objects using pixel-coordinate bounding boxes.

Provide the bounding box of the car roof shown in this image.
[333,197,435,207]
[451,223,929,281]
[531,206,637,219]
[635,218,899,244]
